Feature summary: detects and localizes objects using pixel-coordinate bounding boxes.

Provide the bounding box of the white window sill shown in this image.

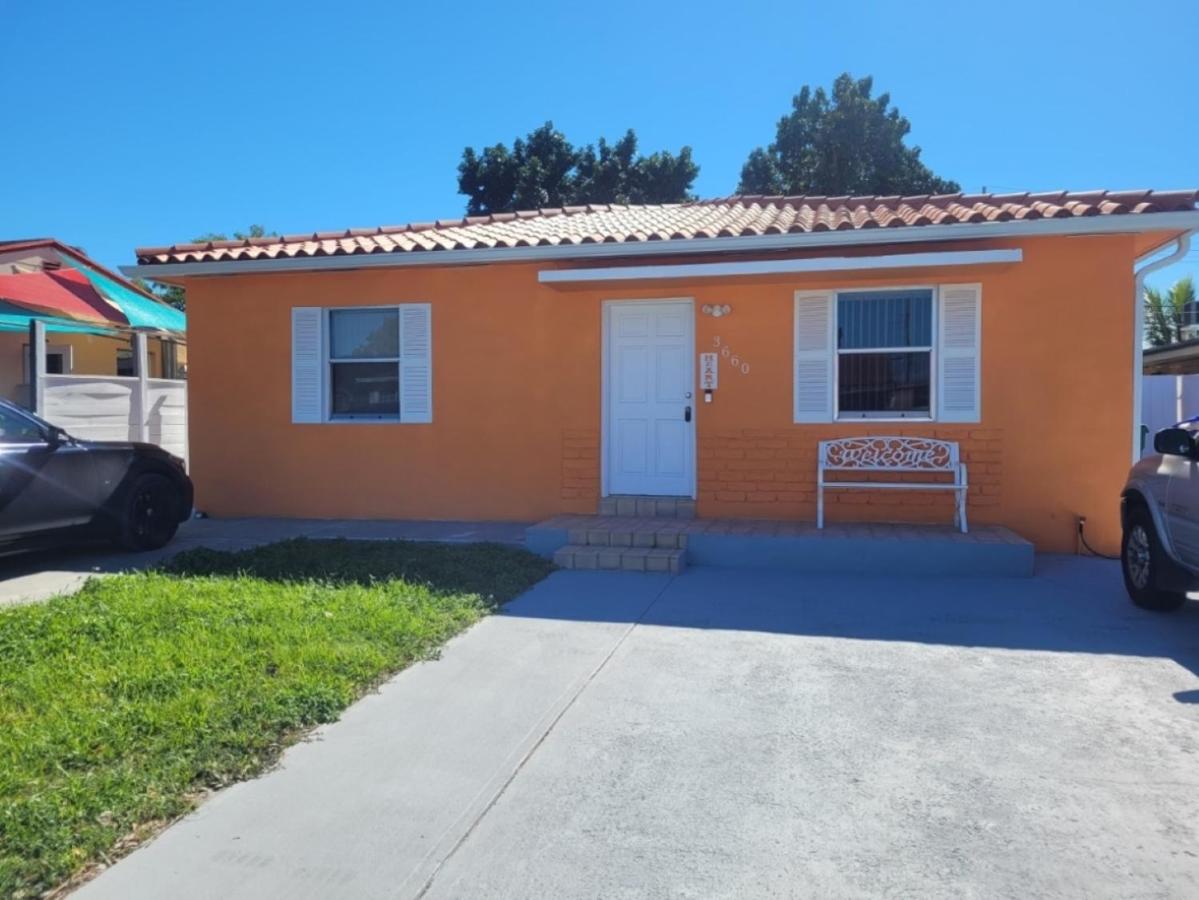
[325,416,402,424]
[834,417,935,424]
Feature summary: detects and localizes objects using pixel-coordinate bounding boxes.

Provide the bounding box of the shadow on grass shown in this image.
[163,537,556,607]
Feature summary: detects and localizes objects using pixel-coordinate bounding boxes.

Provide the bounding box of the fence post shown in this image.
[133,331,149,442]
[28,319,46,413]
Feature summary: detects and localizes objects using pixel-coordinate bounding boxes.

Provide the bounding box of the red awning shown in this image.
[0,267,128,325]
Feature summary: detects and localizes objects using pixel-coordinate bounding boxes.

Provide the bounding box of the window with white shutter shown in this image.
[793,291,834,423]
[398,303,432,424]
[936,284,981,422]
[290,303,432,423]
[291,307,324,423]
[794,283,982,423]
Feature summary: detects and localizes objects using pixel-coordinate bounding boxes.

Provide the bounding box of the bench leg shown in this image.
[817,482,824,529]
[957,488,968,533]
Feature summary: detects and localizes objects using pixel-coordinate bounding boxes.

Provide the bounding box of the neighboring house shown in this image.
[124,190,1199,553]
[1144,338,1199,376]
[1142,340,1199,452]
[0,238,189,461]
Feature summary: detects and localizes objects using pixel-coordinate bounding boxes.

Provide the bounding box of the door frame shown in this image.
[601,297,697,499]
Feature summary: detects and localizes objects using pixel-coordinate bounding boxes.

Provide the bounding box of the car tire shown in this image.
[118,473,181,552]
[1121,506,1187,612]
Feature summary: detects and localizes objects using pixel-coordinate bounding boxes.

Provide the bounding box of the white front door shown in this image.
[605,299,695,497]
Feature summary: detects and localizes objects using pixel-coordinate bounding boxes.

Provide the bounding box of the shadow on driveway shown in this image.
[500,554,1199,700]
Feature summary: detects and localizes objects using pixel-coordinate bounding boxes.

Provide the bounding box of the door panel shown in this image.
[1164,456,1199,567]
[0,443,98,538]
[607,301,695,497]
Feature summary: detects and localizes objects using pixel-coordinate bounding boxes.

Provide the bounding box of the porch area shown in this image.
[526,513,1034,578]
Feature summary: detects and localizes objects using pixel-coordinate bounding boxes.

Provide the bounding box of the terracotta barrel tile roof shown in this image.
[134,190,1199,266]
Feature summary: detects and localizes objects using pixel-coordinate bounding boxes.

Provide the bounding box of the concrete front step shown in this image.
[527,515,1035,577]
[598,495,696,519]
[553,544,686,574]
[570,523,687,550]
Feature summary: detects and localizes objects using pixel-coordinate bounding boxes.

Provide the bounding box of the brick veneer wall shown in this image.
[561,425,1002,525]
[696,426,1002,523]
[561,428,600,507]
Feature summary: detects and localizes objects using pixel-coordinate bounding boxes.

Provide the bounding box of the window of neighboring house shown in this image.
[836,288,933,419]
[116,348,134,377]
[22,344,69,380]
[328,307,401,418]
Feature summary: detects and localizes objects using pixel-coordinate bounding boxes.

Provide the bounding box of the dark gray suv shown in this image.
[1121,424,1199,611]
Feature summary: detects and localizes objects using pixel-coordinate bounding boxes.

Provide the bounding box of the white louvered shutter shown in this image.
[937,284,982,423]
[291,307,324,423]
[793,291,835,423]
[399,303,433,424]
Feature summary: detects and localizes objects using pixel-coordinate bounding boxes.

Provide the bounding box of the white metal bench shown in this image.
[817,436,968,533]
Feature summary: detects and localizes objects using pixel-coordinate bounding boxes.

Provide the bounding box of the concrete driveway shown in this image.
[80,558,1199,899]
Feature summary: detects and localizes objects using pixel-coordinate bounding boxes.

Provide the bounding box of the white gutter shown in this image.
[121,210,1199,280]
[538,248,1022,284]
[1133,232,1192,462]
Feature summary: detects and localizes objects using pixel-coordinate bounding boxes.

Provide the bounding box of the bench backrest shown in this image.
[818,436,959,473]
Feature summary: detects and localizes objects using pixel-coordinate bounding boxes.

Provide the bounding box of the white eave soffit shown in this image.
[537,248,1022,284]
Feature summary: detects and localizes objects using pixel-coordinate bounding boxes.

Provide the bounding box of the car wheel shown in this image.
[118,473,181,551]
[1121,507,1186,612]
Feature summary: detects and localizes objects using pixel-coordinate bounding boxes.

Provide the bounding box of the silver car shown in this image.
[1121,424,1199,611]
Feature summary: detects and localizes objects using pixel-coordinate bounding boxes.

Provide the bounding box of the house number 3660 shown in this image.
[712,336,751,375]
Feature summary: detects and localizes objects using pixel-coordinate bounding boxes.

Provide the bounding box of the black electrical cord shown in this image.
[1077,518,1120,561]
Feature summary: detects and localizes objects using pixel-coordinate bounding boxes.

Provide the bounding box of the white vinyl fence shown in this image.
[1142,373,1199,455]
[30,324,188,466]
[40,374,188,463]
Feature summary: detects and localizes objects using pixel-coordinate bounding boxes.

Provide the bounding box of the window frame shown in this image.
[833,284,938,423]
[323,304,403,423]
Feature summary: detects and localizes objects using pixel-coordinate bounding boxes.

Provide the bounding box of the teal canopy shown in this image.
[71,260,186,334]
[0,302,116,336]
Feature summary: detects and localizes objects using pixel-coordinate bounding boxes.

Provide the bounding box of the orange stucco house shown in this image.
[126,191,1199,555]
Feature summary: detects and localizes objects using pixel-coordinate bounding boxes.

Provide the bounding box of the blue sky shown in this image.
[2,0,1197,287]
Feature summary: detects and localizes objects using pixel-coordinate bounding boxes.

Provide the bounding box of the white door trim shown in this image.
[601,297,697,499]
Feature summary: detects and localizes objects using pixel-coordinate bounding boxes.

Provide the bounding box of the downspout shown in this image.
[1133,233,1193,462]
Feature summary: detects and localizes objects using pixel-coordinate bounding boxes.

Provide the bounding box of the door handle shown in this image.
[684,405,692,423]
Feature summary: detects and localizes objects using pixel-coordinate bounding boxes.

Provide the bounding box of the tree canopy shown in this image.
[737,74,960,197]
[458,122,698,215]
[1145,275,1197,347]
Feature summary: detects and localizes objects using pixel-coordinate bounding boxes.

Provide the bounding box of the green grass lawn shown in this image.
[0,538,553,898]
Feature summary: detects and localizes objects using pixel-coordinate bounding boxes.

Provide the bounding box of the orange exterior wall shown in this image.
[181,233,1135,554]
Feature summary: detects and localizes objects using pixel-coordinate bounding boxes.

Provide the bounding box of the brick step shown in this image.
[553,544,686,574]
[569,523,687,550]
[598,495,696,519]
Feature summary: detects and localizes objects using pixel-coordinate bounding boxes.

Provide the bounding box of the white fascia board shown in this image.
[538,248,1022,284]
[120,210,1199,280]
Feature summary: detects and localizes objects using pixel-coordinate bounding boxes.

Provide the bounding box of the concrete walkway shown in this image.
[80,557,1199,899]
[0,517,528,605]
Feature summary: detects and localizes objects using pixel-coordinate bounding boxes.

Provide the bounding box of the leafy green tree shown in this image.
[1145,275,1197,347]
[137,225,277,311]
[738,74,960,196]
[458,122,698,215]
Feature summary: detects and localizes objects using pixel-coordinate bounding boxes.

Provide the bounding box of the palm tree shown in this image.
[1145,275,1197,347]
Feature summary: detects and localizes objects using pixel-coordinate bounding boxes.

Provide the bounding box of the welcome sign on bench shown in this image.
[816,436,969,532]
